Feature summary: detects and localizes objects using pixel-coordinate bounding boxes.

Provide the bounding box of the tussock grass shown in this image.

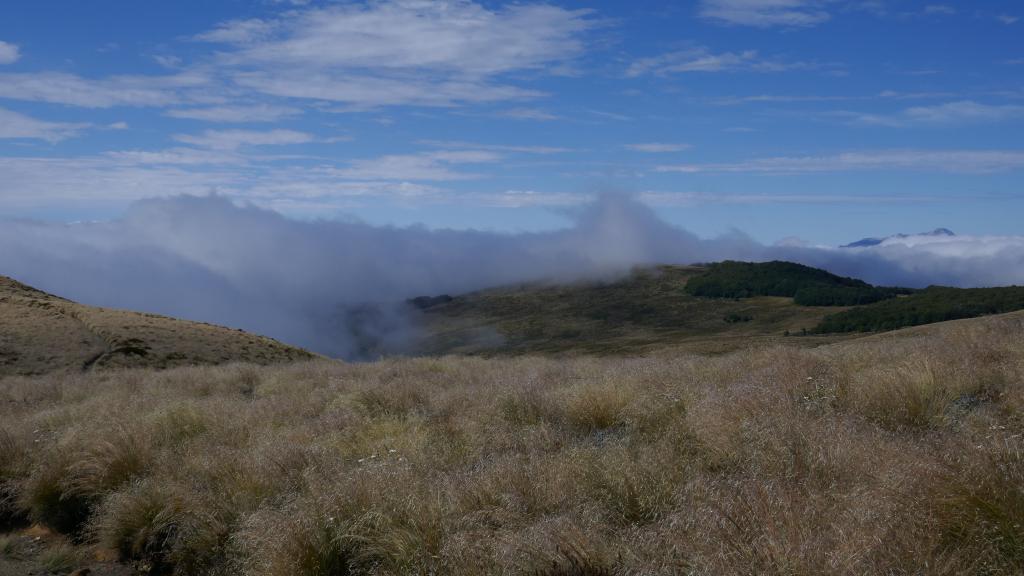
[1,313,1024,574]
[37,540,86,573]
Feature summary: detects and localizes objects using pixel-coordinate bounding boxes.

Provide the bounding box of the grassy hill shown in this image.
[0,275,314,377]
[2,310,1022,575]
[411,265,853,356]
[411,263,1024,356]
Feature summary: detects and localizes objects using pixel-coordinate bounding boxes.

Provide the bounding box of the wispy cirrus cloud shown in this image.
[0,107,89,143]
[625,143,693,153]
[0,71,210,108]
[104,147,246,166]
[711,90,956,106]
[200,3,593,74]
[639,190,940,206]
[626,47,813,77]
[234,73,543,109]
[164,104,301,123]
[418,140,572,154]
[197,1,597,109]
[0,1,591,113]
[656,149,1024,175]
[497,107,561,121]
[173,129,315,151]
[923,5,956,16]
[0,152,454,212]
[331,150,502,181]
[0,156,238,208]
[0,40,20,64]
[698,0,832,28]
[853,101,1024,127]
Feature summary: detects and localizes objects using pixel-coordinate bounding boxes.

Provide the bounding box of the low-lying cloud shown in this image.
[1,194,1022,358]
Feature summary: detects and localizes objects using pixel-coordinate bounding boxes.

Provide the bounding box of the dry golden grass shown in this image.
[1,311,1023,574]
[0,275,314,377]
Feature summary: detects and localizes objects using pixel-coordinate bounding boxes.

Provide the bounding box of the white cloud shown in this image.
[699,0,832,28]
[195,18,279,44]
[4,195,1024,360]
[0,107,88,142]
[923,5,955,15]
[497,108,560,121]
[0,71,209,108]
[418,140,572,154]
[201,2,593,75]
[822,233,1024,288]
[639,191,929,206]
[625,143,693,153]
[234,72,541,108]
[152,55,183,69]
[331,150,501,181]
[474,190,590,207]
[196,1,595,108]
[627,47,811,77]
[165,104,300,123]
[172,129,314,150]
[105,147,245,166]
[0,153,456,211]
[997,14,1019,25]
[854,101,1024,127]
[657,150,1024,174]
[0,156,237,207]
[0,41,20,64]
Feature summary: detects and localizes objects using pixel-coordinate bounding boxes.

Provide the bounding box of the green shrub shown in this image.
[815,286,1024,333]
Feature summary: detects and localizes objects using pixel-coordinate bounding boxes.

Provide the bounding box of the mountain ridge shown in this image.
[841,227,955,248]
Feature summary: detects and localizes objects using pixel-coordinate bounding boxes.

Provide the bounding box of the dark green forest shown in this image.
[684,260,912,306]
[685,261,1024,333]
[813,286,1024,333]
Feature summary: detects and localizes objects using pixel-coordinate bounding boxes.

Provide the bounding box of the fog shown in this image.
[2,194,1022,358]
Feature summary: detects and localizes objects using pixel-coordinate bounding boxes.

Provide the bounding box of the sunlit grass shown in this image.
[1,312,1023,574]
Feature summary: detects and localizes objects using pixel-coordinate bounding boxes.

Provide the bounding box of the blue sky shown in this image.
[1,0,1022,245]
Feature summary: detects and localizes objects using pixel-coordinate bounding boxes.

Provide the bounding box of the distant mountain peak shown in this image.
[842,228,955,248]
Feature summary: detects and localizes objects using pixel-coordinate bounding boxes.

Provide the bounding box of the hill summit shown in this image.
[0,275,314,377]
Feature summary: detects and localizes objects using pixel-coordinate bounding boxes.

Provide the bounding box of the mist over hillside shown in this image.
[2,194,1023,358]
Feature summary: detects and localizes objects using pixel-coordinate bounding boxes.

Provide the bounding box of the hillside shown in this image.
[411,265,855,356]
[411,262,1024,357]
[683,260,913,305]
[0,275,314,377]
[815,285,1024,333]
[1,310,1022,575]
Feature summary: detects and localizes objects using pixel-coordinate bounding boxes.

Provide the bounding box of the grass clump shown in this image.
[37,541,86,573]
[1,311,1023,573]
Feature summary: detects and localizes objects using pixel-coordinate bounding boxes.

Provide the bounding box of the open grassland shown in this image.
[414,266,850,356]
[0,275,314,377]
[2,312,1023,575]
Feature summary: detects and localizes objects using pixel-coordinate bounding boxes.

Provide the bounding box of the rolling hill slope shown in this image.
[410,262,1024,357]
[0,275,314,377]
[410,265,856,356]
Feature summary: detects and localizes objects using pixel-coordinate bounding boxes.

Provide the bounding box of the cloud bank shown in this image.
[1,194,1022,358]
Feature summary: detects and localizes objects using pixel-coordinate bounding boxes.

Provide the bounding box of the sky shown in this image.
[1,0,1022,246]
